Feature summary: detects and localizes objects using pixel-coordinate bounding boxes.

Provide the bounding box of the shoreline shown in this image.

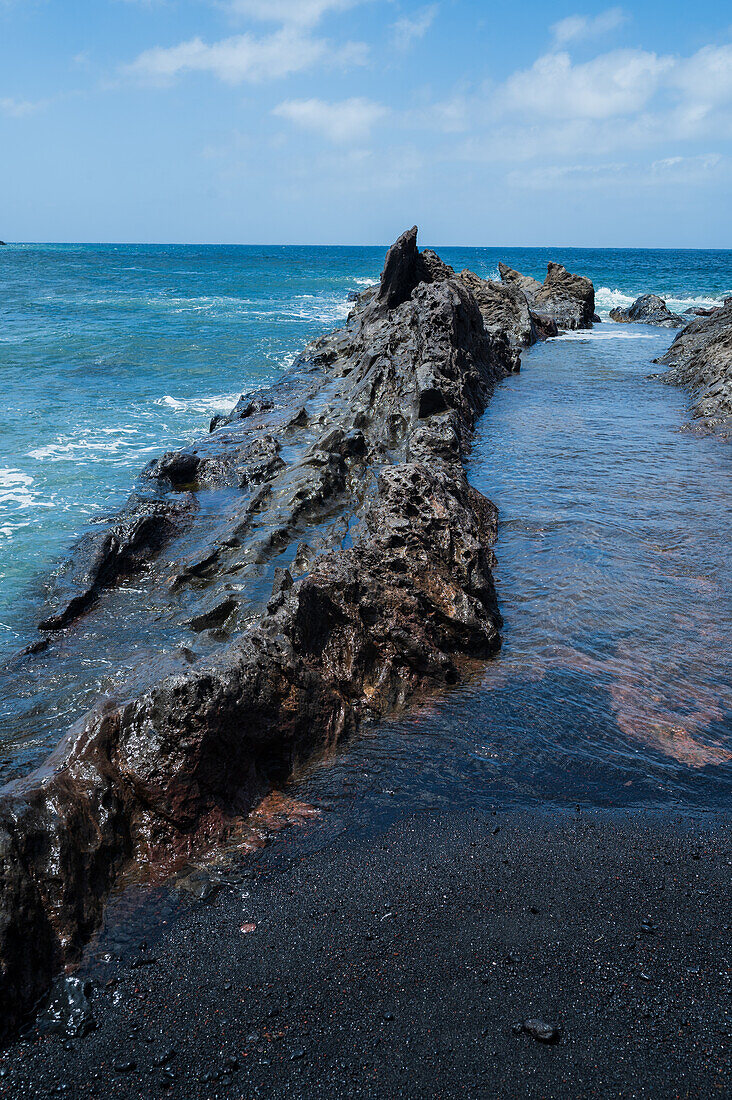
[1,230,730,1068]
[2,803,729,1098]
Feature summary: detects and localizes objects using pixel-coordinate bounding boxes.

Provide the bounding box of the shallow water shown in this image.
[1,243,731,811]
[292,323,732,819]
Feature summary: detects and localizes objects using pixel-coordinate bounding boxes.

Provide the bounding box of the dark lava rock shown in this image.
[376,225,424,309]
[498,262,543,302]
[499,261,595,330]
[654,299,732,430]
[522,1018,561,1044]
[534,262,595,330]
[37,495,195,630]
[610,294,684,328]
[0,227,513,1038]
[529,311,559,340]
[458,270,536,349]
[37,975,96,1039]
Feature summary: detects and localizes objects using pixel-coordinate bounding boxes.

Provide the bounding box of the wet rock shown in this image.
[178,871,221,903]
[38,496,194,631]
[0,227,511,1038]
[37,976,96,1039]
[534,262,595,330]
[654,299,732,428]
[522,1018,560,1043]
[145,451,200,487]
[189,598,238,633]
[610,294,684,328]
[529,311,559,340]
[684,306,717,317]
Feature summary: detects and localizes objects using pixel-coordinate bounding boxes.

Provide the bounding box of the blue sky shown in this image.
[2,0,732,245]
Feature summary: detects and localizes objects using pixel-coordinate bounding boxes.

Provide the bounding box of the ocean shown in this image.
[1,242,731,806]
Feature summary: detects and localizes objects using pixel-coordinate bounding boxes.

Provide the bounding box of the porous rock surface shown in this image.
[499,260,596,330]
[609,293,684,328]
[0,228,513,1035]
[655,298,732,431]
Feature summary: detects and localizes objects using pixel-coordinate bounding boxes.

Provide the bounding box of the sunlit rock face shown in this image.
[0,228,513,1036]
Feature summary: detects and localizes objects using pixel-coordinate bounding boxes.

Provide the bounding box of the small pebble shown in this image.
[522,1019,560,1044]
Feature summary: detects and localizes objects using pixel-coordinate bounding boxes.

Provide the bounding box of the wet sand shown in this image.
[3,806,729,1098]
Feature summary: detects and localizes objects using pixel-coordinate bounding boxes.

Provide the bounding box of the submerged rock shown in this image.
[610,294,684,328]
[0,227,513,1037]
[654,300,732,431]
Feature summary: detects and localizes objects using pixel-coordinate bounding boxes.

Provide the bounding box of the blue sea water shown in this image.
[1,242,731,807]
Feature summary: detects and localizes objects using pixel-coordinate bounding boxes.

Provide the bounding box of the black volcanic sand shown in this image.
[2,807,730,1099]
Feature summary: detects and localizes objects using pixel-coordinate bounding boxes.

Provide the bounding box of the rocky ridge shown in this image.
[498,260,598,330]
[0,228,603,1037]
[0,227,515,1036]
[655,298,732,431]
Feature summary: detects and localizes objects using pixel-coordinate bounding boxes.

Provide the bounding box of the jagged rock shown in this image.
[529,311,559,340]
[38,495,196,630]
[610,294,684,328]
[499,261,595,330]
[458,270,536,348]
[533,262,595,330]
[0,228,513,1037]
[498,262,542,302]
[654,300,732,430]
[376,225,424,309]
[420,249,455,282]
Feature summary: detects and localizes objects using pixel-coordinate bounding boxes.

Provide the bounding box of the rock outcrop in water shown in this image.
[610,294,684,328]
[0,229,514,1036]
[655,299,732,431]
[498,261,597,330]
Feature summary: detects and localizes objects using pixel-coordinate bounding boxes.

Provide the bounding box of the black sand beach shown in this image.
[2,806,729,1099]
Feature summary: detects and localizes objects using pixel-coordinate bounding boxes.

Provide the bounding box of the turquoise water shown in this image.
[1,242,731,807]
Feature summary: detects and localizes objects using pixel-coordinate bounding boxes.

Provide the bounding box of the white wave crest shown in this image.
[550,330,660,341]
[156,392,242,415]
[595,286,727,317]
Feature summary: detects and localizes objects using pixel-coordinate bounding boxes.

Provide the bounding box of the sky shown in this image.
[1,0,732,246]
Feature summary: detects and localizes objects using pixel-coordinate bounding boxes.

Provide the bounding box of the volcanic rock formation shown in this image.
[499,260,597,330]
[610,294,684,328]
[0,228,514,1035]
[655,299,732,430]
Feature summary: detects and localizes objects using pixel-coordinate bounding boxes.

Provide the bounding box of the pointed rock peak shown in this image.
[377,226,423,310]
[497,262,543,302]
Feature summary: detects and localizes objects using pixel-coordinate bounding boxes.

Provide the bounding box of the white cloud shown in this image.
[551,7,627,47]
[273,96,387,142]
[672,44,732,109]
[500,48,672,119]
[0,96,44,117]
[390,4,438,51]
[125,27,366,84]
